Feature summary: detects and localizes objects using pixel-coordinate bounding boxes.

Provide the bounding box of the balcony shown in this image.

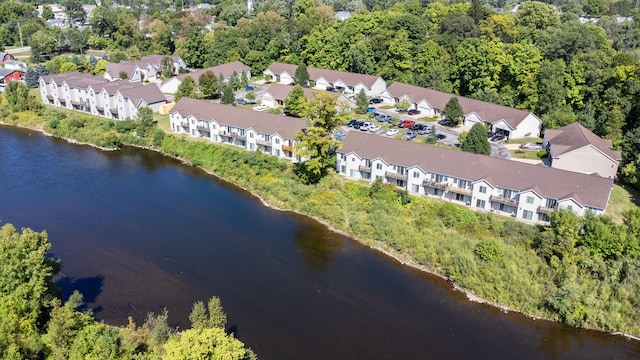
[423,180,448,190]
[46,95,53,100]
[197,125,210,133]
[538,206,556,214]
[110,107,118,114]
[70,100,83,106]
[256,138,271,146]
[229,132,246,140]
[448,186,472,196]
[282,145,293,152]
[358,165,372,172]
[490,195,518,207]
[180,121,189,128]
[385,171,408,181]
[95,105,104,111]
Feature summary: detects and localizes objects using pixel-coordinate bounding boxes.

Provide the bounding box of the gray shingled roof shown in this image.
[263,83,318,100]
[545,122,622,161]
[105,61,138,79]
[339,131,613,209]
[171,97,307,139]
[266,62,383,89]
[118,83,166,105]
[168,61,250,85]
[386,82,537,129]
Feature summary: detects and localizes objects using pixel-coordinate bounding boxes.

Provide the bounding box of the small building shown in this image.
[104,55,187,83]
[543,122,621,179]
[0,52,16,64]
[3,60,28,72]
[260,83,354,110]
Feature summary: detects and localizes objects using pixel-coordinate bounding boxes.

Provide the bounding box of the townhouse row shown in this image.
[263,63,542,140]
[39,72,166,120]
[337,131,613,224]
[169,97,306,161]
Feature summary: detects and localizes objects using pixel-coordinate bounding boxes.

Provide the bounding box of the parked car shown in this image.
[369,98,383,104]
[374,112,393,122]
[254,104,269,111]
[491,134,506,142]
[360,122,374,131]
[395,107,408,113]
[347,119,358,127]
[398,120,416,128]
[367,107,376,113]
[438,119,454,127]
[211,93,221,99]
[408,109,421,115]
[352,121,365,129]
[403,131,417,140]
[520,142,543,150]
[235,98,248,105]
[368,124,381,132]
[386,129,399,136]
[416,125,432,135]
[436,133,447,140]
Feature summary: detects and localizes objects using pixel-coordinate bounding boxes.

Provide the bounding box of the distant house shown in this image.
[0,52,16,64]
[263,62,387,97]
[39,72,166,120]
[46,18,67,27]
[543,122,621,179]
[104,55,186,83]
[159,61,250,94]
[335,11,351,21]
[0,68,25,85]
[381,82,542,139]
[169,97,306,161]
[3,60,28,72]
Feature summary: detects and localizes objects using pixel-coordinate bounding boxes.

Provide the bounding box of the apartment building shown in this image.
[169,97,307,161]
[39,72,166,120]
[337,131,613,224]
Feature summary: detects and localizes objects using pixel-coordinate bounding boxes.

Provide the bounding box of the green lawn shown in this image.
[154,113,171,132]
[510,149,544,160]
[508,137,543,144]
[606,183,640,223]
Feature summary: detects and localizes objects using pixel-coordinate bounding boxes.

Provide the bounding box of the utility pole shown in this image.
[17,22,23,47]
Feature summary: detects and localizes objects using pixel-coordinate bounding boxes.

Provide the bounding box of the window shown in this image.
[275,138,280,144]
[523,210,533,220]
[340,165,346,173]
[455,193,465,201]
[526,196,534,204]
[376,163,383,170]
[476,199,486,208]
[351,157,355,162]
[191,119,195,125]
[362,172,371,180]
[479,186,487,194]
[567,205,573,210]
[413,171,420,178]
[350,169,357,177]
[249,143,255,150]
[275,149,280,156]
[249,132,254,138]
[411,184,420,193]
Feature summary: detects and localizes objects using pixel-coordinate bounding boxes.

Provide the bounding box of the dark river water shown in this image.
[1,125,639,359]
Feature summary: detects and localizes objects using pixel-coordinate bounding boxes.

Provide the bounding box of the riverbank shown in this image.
[2,110,640,341]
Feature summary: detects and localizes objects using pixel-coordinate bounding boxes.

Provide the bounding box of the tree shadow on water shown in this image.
[56,275,105,311]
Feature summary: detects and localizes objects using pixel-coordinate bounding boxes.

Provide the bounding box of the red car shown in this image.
[398,120,416,128]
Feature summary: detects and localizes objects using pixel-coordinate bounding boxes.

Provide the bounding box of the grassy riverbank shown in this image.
[3,106,640,338]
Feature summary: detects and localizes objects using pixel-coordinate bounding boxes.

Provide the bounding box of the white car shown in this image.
[386,129,399,136]
[519,142,543,150]
[254,104,269,111]
[360,122,374,131]
[368,124,381,132]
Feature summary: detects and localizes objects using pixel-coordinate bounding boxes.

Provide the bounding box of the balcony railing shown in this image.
[282,145,293,152]
[197,125,210,133]
[385,171,408,181]
[358,165,372,172]
[423,180,448,190]
[490,195,518,207]
[538,206,556,214]
[229,132,246,140]
[448,186,472,196]
[256,138,271,146]
[180,121,189,128]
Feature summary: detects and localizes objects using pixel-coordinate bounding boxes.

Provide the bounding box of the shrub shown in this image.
[474,239,505,262]
[537,149,547,158]
[115,120,136,133]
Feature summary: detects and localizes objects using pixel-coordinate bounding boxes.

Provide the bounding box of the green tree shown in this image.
[42,5,54,20]
[24,67,39,88]
[184,26,205,68]
[397,99,411,111]
[461,123,491,155]
[294,92,344,183]
[198,71,218,99]
[161,56,174,78]
[355,89,368,115]
[46,292,94,360]
[228,71,240,91]
[221,85,235,105]
[443,97,464,126]
[175,76,197,102]
[61,0,86,23]
[162,328,250,360]
[136,107,156,136]
[118,70,128,80]
[92,59,108,75]
[284,84,306,117]
[5,81,32,112]
[294,63,309,86]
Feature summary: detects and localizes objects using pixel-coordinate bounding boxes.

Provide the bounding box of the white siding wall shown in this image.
[552,146,618,179]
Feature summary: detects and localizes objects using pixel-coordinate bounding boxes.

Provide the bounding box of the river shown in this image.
[1,125,639,359]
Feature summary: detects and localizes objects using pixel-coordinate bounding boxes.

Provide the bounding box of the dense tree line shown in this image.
[0,223,256,359]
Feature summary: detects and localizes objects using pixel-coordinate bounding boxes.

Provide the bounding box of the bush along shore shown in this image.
[3,107,640,340]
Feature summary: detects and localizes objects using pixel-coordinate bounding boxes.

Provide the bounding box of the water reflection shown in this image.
[293,219,344,272]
